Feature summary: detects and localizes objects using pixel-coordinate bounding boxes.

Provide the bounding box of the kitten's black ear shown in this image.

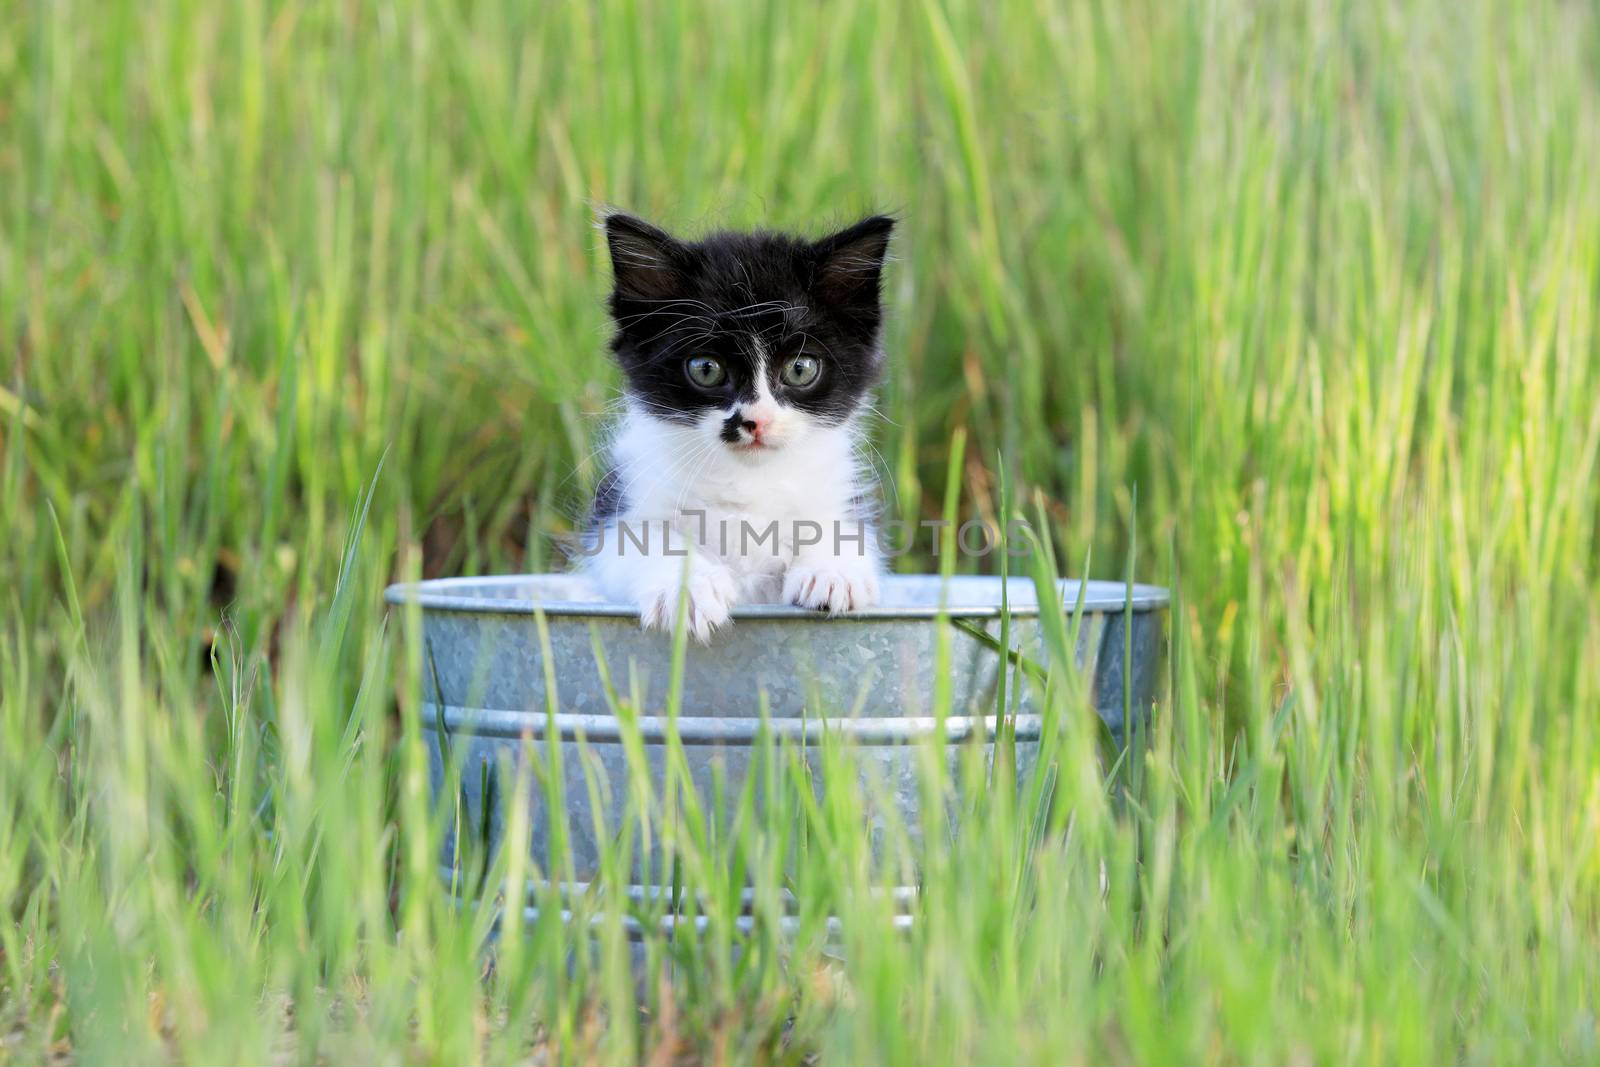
[811,215,895,308]
[604,213,686,301]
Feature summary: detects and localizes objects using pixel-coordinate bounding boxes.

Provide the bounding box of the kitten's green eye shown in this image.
[685,356,726,388]
[782,355,821,388]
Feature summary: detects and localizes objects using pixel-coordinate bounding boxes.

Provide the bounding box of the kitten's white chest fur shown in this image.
[587,404,881,641]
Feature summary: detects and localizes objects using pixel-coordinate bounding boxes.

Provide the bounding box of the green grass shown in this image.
[5,0,1600,1061]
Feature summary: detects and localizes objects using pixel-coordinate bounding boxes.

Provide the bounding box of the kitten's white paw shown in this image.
[783,561,880,614]
[638,563,738,643]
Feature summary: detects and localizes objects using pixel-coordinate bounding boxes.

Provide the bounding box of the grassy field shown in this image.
[5,0,1600,1061]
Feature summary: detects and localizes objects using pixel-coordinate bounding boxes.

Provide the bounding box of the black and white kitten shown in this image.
[586,212,894,641]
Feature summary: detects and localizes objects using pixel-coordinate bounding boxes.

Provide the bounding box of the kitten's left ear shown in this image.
[811,215,896,308]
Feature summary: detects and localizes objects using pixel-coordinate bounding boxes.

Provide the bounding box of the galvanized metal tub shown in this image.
[386,574,1168,899]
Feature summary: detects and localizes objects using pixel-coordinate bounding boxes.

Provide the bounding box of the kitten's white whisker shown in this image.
[611,303,713,326]
[852,437,900,513]
[618,296,719,312]
[609,431,722,515]
[722,300,799,319]
[656,333,717,361]
[669,440,725,518]
[857,400,900,428]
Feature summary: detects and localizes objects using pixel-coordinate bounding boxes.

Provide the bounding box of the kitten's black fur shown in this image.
[602,213,895,427]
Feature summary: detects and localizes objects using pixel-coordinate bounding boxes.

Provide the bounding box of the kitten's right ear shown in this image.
[604,213,685,301]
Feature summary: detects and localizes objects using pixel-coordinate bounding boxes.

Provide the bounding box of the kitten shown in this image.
[585,212,895,641]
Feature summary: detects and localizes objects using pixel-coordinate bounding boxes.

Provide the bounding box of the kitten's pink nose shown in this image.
[737,403,776,445]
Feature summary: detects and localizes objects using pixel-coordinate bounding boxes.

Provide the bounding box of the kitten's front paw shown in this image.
[638,564,738,644]
[783,561,880,614]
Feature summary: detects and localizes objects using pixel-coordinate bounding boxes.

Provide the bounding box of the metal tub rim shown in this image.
[386,573,1170,620]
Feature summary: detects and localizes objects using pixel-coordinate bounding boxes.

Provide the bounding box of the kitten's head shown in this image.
[603,212,894,456]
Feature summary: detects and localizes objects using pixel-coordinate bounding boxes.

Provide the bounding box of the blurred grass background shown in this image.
[4,0,1600,1061]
